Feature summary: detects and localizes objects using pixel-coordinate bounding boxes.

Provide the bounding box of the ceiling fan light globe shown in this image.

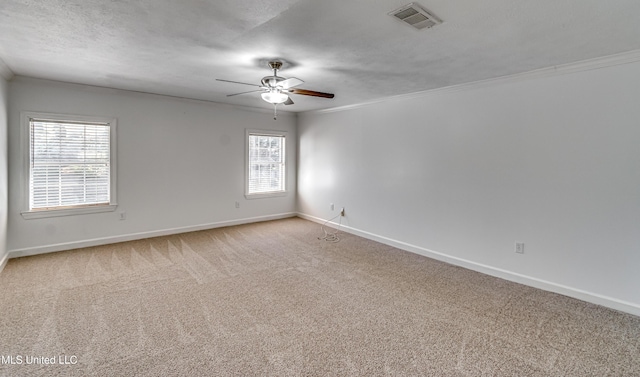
[261,91,289,104]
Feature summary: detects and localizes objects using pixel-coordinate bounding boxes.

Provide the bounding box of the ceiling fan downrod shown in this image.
[268,61,283,77]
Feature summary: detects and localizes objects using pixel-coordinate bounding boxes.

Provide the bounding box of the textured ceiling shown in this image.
[1,0,640,112]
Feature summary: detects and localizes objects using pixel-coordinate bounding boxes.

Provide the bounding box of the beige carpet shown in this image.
[1,217,638,376]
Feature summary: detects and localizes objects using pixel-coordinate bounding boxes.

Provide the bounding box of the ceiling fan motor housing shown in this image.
[261,75,285,87]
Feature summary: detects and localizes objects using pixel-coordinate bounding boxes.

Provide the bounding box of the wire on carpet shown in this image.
[318,214,342,242]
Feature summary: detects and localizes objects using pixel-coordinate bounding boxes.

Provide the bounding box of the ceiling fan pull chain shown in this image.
[273,104,278,120]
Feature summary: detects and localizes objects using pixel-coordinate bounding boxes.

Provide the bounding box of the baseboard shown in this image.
[298,212,640,317]
[8,212,297,259]
[0,252,8,273]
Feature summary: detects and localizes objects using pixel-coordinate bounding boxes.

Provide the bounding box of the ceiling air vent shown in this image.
[389,3,441,30]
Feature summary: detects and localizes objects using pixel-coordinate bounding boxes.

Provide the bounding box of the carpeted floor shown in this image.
[1,217,638,376]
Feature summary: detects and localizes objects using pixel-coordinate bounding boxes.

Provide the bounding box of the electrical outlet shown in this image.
[515,242,525,254]
[330,203,334,211]
[119,212,126,220]
[340,208,345,216]
[235,201,240,209]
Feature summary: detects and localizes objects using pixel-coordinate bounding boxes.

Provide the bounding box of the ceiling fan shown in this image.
[217,61,334,120]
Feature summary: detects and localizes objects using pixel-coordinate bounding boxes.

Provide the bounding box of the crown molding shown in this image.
[0,56,14,80]
[309,49,640,115]
[11,76,296,118]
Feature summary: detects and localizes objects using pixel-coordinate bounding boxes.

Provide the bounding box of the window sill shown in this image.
[245,191,287,200]
[21,204,118,220]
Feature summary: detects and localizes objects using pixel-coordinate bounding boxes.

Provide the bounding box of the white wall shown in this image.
[0,75,8,268]
[8,77,297,256]
[298,59,640,315]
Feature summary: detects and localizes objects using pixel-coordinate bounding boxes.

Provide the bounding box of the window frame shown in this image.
[245,129,288,199]
[20,111,118,219]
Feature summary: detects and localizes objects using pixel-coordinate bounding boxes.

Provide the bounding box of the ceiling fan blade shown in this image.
[227,89,264,97]
[290,88,335,98]
[216,79,262,88]
[280,77,304,89]
[284,97,294,105]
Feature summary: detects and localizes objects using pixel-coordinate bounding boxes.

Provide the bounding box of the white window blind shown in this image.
[247,133,285,195]
[29,119,111,211]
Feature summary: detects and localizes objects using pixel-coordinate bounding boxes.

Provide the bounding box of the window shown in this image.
[246,130,287,198]
[21,112,117,219]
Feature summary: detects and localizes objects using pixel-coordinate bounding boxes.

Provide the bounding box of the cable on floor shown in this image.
[318,213,342,243]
